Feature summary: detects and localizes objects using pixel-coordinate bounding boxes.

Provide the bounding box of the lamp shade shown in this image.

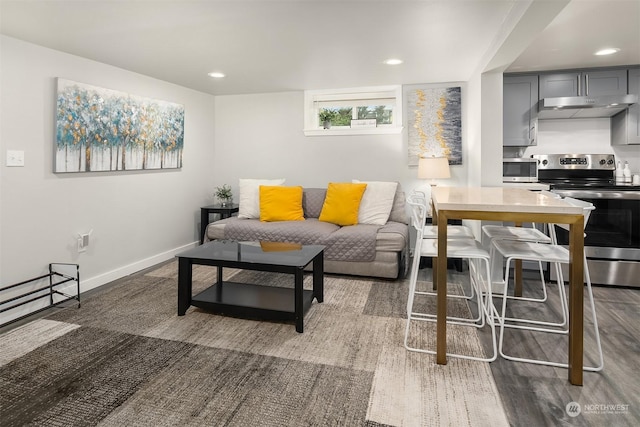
[418,156,450,180]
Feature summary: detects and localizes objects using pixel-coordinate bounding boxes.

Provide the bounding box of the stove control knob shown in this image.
[542,159,548,166]
[607,159,614,165]
[599,159,606,165]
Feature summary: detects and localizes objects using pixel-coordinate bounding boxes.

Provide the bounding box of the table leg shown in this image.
[295,267,304,333]
[436,212,448,365]
[432,258,438,291]
[431,218,437,291]
[514,259,523,297]
[514,222,523,297]
[216,266,223,300]
[200,209,208,244]
[568,217,585,386]
[177,258,192,316]
[313,251,324,303]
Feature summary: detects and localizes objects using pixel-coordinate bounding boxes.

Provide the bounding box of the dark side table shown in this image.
[200,204,239,244]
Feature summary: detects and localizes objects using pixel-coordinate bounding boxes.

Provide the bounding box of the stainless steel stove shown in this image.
[533,154,640,288]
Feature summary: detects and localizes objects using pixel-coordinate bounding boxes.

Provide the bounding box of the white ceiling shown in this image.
[507,0,640,72]
[0,1,638,96]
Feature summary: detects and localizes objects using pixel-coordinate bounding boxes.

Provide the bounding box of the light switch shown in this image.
[6,150,25,167]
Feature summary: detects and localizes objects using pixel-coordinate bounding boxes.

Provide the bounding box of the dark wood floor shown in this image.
[3,262,638,426]
[428,267,640,427]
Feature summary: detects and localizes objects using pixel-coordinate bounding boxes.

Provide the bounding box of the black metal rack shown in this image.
[0,263,80,328]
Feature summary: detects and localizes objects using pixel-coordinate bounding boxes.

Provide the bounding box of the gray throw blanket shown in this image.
[223,218,380,262]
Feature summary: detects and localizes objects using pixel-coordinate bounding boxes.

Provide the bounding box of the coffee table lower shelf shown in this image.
[191,281,315,322]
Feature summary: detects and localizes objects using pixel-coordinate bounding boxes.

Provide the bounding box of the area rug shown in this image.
[0,262,509,426]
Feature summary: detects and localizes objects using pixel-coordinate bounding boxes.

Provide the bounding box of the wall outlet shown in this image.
[6,150,25,167]
[77,233,90,252]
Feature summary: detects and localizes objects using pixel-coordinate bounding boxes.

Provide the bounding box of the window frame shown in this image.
[303,85,403,136]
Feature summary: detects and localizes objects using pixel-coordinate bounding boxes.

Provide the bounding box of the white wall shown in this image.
[524,118,640,174]
[0,37,477,326]
[0,36,216,323]
[211,88,470,198]
[479,71,505,186]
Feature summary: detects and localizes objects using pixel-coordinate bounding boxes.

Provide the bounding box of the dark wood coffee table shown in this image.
[176,240,324,333]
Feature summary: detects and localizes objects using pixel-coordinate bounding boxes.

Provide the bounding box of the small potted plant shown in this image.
[214,184,233,207]
[319,109,336,129]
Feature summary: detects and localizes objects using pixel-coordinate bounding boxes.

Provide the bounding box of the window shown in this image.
[304,86,403,136]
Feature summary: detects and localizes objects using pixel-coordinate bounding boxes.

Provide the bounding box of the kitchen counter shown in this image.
[501,182,550,191]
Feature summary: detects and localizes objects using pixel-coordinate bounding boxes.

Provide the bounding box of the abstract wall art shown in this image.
[55,78,184,173]
[405,85,462,166]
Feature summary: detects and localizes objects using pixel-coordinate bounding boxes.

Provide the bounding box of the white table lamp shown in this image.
[418,156,450,217]
[418,156,450,185]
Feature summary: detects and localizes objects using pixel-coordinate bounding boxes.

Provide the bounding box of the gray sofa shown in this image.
[205,187,409,279]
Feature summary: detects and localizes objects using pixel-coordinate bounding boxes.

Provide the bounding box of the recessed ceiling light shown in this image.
[207,72,225,78]
[594,48,620,56]
[383,58,403,65]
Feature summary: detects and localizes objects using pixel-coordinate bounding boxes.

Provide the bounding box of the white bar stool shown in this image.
[404,194,499,362]
[483,190,563,311]
[492,197,603,371]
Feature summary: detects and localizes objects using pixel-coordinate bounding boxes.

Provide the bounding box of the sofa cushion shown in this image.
[259,185,304,222]
[353,180,398,225]
[221,218,380,262]
[207,218,408,252]
[238,178,286,219]
[376,221,410,251]
[388,185,409,224]
[302,188,326,218]
[318,182,367,226]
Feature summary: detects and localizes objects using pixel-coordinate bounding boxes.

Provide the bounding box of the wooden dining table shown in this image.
[431,187,586,385]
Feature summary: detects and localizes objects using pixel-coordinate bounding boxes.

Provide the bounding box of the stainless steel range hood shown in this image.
[538,93,638,119]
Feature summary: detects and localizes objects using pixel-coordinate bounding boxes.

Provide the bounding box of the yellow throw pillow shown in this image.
[318,182,367,226]
[259,186,305,222]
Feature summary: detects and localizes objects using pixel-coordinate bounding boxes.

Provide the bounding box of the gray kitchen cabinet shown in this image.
[612,67,640,145]
[503,75,538,146]
[539,72,579,98]
[539,69,627,98]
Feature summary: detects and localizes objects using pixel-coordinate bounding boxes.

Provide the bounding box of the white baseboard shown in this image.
[0,242,198,327]
[79,241,198,293]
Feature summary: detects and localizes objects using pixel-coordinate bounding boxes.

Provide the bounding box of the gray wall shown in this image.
[211,88,472,198]
[0,36,216,322]
[0,37,484,325]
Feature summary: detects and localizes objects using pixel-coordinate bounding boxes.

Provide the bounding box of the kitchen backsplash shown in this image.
[521,118,640,175]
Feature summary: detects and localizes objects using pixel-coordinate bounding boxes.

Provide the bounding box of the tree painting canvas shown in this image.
[55,79,184,173]
[405,85,462,166]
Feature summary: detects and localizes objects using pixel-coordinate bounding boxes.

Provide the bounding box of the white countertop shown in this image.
[501,182,550,191]
[431,187,582,214]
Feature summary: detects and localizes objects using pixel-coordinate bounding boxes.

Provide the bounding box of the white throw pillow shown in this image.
[238,178,286,219]
[352,180,398,225]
